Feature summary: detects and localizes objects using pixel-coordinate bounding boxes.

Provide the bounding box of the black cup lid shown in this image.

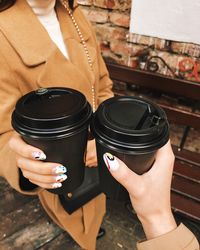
[91,96,169,153]
[12,87,92,138]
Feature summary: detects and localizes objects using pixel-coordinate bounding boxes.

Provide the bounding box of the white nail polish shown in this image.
[52,182,62,188]
[55,174,67,182]
[53,166,67,174]
[32,151,46,160]
[103,153,119,172]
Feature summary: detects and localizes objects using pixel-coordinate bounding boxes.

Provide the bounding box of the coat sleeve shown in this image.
[0,49,41,195]
[137,223,199,250]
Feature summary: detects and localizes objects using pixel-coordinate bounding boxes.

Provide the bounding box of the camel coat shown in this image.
[0,0,113,249]
[137,223,199,250]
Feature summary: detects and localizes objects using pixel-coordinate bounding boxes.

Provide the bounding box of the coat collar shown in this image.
[0,0,89,66]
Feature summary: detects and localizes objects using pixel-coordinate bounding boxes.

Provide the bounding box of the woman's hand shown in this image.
[85,139,98,167]
[103,141,177,240]
[9,133,67,189]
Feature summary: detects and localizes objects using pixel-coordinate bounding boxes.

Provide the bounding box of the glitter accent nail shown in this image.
[55,174,67,182]
[53,166,67,174]
[103,153,119,172]
[32,151,46,160]
[52,182,62,188]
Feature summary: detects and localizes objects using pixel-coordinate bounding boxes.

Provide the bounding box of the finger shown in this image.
[86,154,97,161]
[149,141,175,182]
[87,139,96,148]
[86,158,98,167]
[21,168,67,183]
[155,140,174,163]
[86,140,97,160]
[9,133,46,160]
[28,179,63,190]
[17,157,67,175]
[152,140,175,171]
[103,153,141,194]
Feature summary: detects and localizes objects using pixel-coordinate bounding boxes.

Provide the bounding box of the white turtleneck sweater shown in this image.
[26,0,69,59]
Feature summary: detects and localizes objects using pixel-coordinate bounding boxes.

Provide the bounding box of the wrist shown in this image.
[138,211,177,240]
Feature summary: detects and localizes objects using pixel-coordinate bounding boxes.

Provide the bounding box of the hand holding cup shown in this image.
[91,96,170,200]
[11,88,92,194]
[103,140,177,240]
[9,133,67,189]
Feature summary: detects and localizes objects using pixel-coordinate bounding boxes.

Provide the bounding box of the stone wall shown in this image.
[78,0,200,83]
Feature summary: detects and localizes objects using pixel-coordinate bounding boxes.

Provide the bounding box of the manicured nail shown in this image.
[52,182,62,188]
[55,174,67,182]
[53,166,67,174]
[103,153,119,172]
[32,151,46,160]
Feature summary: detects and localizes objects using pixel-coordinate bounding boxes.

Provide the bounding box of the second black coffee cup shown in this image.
[91,96,169,200]
[12,87,92,194]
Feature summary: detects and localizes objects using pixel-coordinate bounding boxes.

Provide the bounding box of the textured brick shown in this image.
[81,7,109,23]
[109,12,130,28]
[127,33,168,51]
[171,42,200,58]
[101,47,121,64]
[78,0,199,82]
[144,51,198,81]
[93,0,131,10]
[110,40,145,57]
[195,60,200,72]
[95,24,127,42]
[77,0,93,6]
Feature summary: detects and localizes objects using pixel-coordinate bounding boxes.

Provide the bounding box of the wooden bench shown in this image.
[106,62,200,222]
[0,63,199,248]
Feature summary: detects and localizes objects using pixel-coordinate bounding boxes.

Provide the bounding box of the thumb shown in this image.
[103,153,140,194]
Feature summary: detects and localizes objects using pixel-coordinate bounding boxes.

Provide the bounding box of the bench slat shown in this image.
[174,160,200,182]
[171,192,200,222]
[172,175,200,201]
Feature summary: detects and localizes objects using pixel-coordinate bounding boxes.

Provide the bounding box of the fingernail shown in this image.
[55,174,67,182]
[32,152,46,160]
[53,166,67,174]
[103,153,119,172]
[52,182,62,188]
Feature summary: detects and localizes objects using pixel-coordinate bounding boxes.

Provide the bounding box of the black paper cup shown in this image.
[12,87,92,194]
[91,96,169,200]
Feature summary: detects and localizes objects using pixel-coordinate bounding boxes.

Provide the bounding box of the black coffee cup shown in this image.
[12,87,92,194]
[91,96,169,200]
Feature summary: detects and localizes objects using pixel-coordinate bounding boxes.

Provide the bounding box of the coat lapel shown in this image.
[36,47,94,101]
[0,0,97,101]
[0,0,54,66]
[38,1,97,101]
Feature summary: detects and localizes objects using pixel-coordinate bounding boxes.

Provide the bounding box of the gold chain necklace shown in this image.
[60,0,96,112]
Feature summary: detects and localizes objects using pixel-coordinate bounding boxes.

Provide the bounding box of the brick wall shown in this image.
[78,0,200,83]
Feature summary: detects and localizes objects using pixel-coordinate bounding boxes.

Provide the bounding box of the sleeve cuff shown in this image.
[137,223,199,250]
